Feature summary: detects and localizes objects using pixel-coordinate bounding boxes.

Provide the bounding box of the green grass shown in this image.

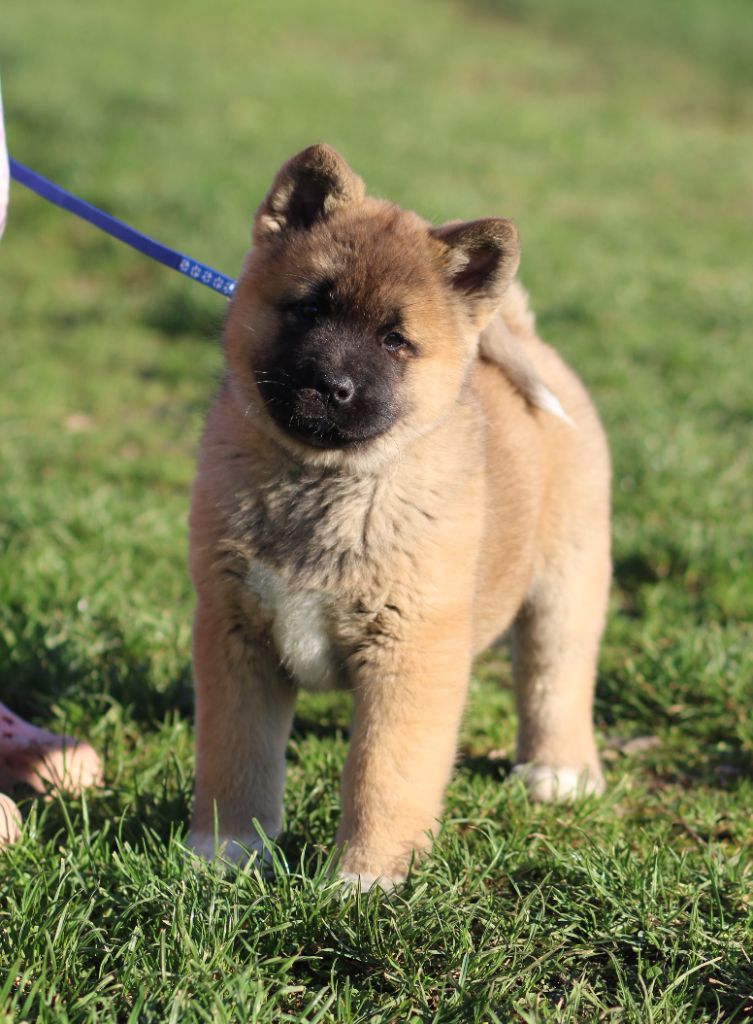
[1,0,752,1019]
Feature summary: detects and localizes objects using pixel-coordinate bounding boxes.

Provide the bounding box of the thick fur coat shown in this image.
[187,145,611,889]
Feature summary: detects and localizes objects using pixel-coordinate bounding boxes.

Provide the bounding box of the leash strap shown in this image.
[0,84,8,239]
[8,157,236,297]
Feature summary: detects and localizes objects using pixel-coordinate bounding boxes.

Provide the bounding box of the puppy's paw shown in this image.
[336,846,410,894]
[186,830,271,870]
[512,763,604,802]
[337,869,405,894]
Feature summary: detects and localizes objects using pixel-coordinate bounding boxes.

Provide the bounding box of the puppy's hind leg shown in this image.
[511,535,611,802]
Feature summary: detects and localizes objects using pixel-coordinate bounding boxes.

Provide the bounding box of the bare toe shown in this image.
[0,704,102,795]
[0,794,22,847]
[33,740,103,794]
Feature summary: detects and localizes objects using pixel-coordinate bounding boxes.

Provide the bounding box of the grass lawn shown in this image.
[1,0,752,1019]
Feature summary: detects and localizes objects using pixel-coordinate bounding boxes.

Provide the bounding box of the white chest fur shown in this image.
[247,563,339,692]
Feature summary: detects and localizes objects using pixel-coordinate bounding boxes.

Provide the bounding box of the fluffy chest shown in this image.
[247,563,341,692]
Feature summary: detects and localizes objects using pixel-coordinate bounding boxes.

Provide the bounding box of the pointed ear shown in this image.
[430,218,520,321]
[253,144,365,243]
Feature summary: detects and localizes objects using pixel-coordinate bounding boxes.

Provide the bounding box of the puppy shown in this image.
[187,145,610,889]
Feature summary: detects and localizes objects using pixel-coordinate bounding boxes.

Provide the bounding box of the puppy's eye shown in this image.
[383,331,410,353]
[298,302,320,320]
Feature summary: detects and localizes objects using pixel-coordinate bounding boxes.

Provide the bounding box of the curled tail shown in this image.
[479,281,572,425]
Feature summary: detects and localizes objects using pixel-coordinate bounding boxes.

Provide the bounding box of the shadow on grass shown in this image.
[16,776,191,850]
[612,544,705,605]
[456,751,514,782]
[0,613,193,727]
[613,550,667,589]
[643,754,753,792]
[290,714,349,743]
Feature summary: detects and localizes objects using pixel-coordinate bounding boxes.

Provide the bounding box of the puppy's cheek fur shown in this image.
[409,353,472,427]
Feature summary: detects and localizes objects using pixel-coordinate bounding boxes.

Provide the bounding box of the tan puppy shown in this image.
[187,145,610,889]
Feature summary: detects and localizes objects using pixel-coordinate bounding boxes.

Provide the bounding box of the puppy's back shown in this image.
[470,283,610,650]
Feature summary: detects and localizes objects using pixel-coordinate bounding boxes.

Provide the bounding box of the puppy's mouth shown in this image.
[258,382,394,450]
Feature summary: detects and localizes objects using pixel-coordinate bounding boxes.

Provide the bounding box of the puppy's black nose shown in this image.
[320,372,355,406]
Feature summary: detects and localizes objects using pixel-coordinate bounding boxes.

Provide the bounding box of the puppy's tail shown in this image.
[479,281,573,425]
[497,279,538,342]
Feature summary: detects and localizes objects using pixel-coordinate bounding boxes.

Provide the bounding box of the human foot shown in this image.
[0,794,21,846]
[0,703,102,795]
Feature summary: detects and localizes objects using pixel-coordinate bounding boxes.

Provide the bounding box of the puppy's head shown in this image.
[224,144,520,466]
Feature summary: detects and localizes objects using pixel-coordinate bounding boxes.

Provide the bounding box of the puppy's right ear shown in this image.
[253,144,365,244]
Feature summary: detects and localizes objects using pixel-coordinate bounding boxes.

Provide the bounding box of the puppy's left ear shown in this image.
[254,144,365,244]
[431,218,520,323]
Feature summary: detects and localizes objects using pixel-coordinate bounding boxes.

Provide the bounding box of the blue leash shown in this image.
[8,158,236,297]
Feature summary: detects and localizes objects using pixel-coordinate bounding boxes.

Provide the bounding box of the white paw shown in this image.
[337,870,404,894]
[512,763,605,802]
[186,830,270,868]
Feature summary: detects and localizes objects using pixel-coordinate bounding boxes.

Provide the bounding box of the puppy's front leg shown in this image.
[188,598,295,865]
[336,610,472,890]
